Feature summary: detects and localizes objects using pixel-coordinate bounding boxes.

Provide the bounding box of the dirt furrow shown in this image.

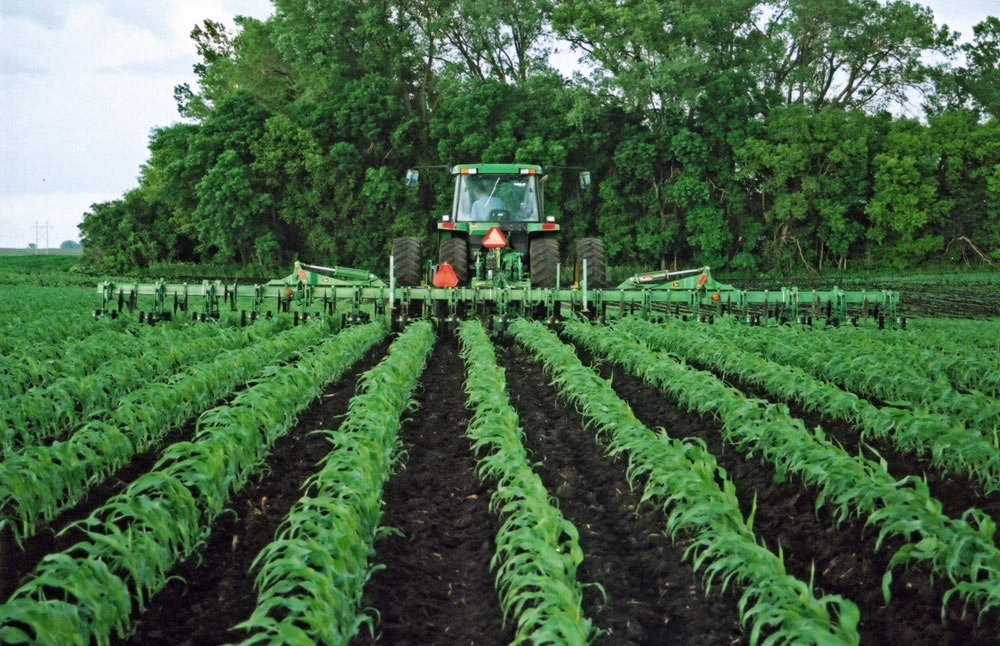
[499,344,746,646]
[353,342,509,646]
[111,343,386,646]
[575,343,1000,645]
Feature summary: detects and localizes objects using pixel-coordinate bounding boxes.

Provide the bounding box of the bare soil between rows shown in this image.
[8,327,999,644]
[352,342,510,645]
[111,344,387,646]
[498,344,746,645]
[574,341,1000,645]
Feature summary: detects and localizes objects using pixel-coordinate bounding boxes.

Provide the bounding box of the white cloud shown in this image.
[1,1,274,241]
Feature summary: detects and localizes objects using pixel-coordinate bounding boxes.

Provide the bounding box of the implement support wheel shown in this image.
[439,237,469,285]
[575,238,607,289]
[391,236,423,287]
[529,237,559,288]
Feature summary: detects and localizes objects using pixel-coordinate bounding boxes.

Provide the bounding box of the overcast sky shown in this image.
[1,0,997,247]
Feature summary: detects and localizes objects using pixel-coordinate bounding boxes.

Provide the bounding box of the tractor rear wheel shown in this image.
[575,238,607,289]
[391,236,422,286]
[529,237,560,287]
[439,236,469,285]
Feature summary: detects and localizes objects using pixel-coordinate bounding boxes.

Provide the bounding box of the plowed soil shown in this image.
[110,346,386,646]
[576,343,1000,645]
[353,343,509,645]
[8,325,998,645]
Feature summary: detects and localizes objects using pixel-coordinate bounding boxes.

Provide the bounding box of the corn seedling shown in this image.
[0,320,328,543]
[0,322,386,646]
[458,319,598,645]
[230,320,434,646]
[566,318,1000,621]
[619,317,1000,496]
[511,319,861,646]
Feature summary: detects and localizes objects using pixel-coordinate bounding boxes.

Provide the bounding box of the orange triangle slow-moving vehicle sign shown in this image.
[433,262,459,287]
[482,227,508,248]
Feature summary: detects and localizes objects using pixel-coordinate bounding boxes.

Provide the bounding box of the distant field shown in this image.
[0,251,94,286]
[0,248,83,256]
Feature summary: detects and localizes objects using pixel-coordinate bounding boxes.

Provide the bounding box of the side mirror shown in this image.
[404,169,419,187]
[579,171,592,190]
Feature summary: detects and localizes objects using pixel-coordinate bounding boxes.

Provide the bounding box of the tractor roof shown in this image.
[451,163,543,175]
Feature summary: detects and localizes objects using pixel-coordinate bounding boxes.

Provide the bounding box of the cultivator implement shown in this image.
[95,260,902,329]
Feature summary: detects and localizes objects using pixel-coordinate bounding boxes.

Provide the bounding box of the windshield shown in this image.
[454,174,540,222]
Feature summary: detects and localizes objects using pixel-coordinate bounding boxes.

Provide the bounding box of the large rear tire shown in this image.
[391,236,422,286]
[575,238,607,289]
[529,237,560,288]
[438,236,469,285]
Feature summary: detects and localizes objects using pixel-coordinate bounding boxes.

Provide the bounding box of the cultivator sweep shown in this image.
[95,162,902,329]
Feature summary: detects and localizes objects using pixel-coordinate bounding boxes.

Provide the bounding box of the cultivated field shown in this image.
[1,271,999,646]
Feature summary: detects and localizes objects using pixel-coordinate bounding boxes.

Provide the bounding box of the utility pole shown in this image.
[30,221,52,254]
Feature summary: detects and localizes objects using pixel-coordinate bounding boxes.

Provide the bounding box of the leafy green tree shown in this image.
[865,118,942,267]
[737,106,872,271]
[176,17,298,119]
[79,191,175,272]
[763,0,953,109]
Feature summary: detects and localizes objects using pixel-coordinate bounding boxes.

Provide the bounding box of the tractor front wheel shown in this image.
[439,237,469,285]
[575,238,607,289]
[529,237,560,288]
[391,236,422,286]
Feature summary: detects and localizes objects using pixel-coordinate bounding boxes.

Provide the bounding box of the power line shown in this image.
[30,221,53,254]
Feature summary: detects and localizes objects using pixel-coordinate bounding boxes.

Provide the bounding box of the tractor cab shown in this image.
[453,168,542,223]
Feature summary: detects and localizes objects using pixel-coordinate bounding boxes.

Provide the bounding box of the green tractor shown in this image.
[391,163,606,290]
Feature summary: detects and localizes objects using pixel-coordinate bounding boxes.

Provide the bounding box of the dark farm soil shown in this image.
[498,344,747,646]
[575,343,1000,646]
[689,360,1000,531]
[110,344,387,646]
[353,342,510,646]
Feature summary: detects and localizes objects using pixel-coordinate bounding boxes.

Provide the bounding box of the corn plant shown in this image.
[913,318,1000,354]
[229,320,434,646]
[0,320,329,544]
[619,317,1000,495]
[511,319,861,646]
[762,321,1000,398]
[0,324,156,399]
[565,318,1000,620]
[701,319,1000,434]
[458,320,599,645]
[0,318,286,453]
[0,322,387,646]
[0,288,106,358]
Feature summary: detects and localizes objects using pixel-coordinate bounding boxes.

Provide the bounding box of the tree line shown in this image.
[79,0,1000,274]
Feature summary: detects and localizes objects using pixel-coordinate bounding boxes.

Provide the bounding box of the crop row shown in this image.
[913,318,1000,354]
[0,320,199,399]
[781,323,1000,398]
[617,317,1000,495]
[566,318,1000,619]
[458,320,597,644]
[511,319,862,646]
[0,322,387,646]
[0,318,282,452]
[232,320,434,646]
[872,326,1000,378]
[0,289,105,357]
[0,320,328,543]
[700,320,1000,433]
